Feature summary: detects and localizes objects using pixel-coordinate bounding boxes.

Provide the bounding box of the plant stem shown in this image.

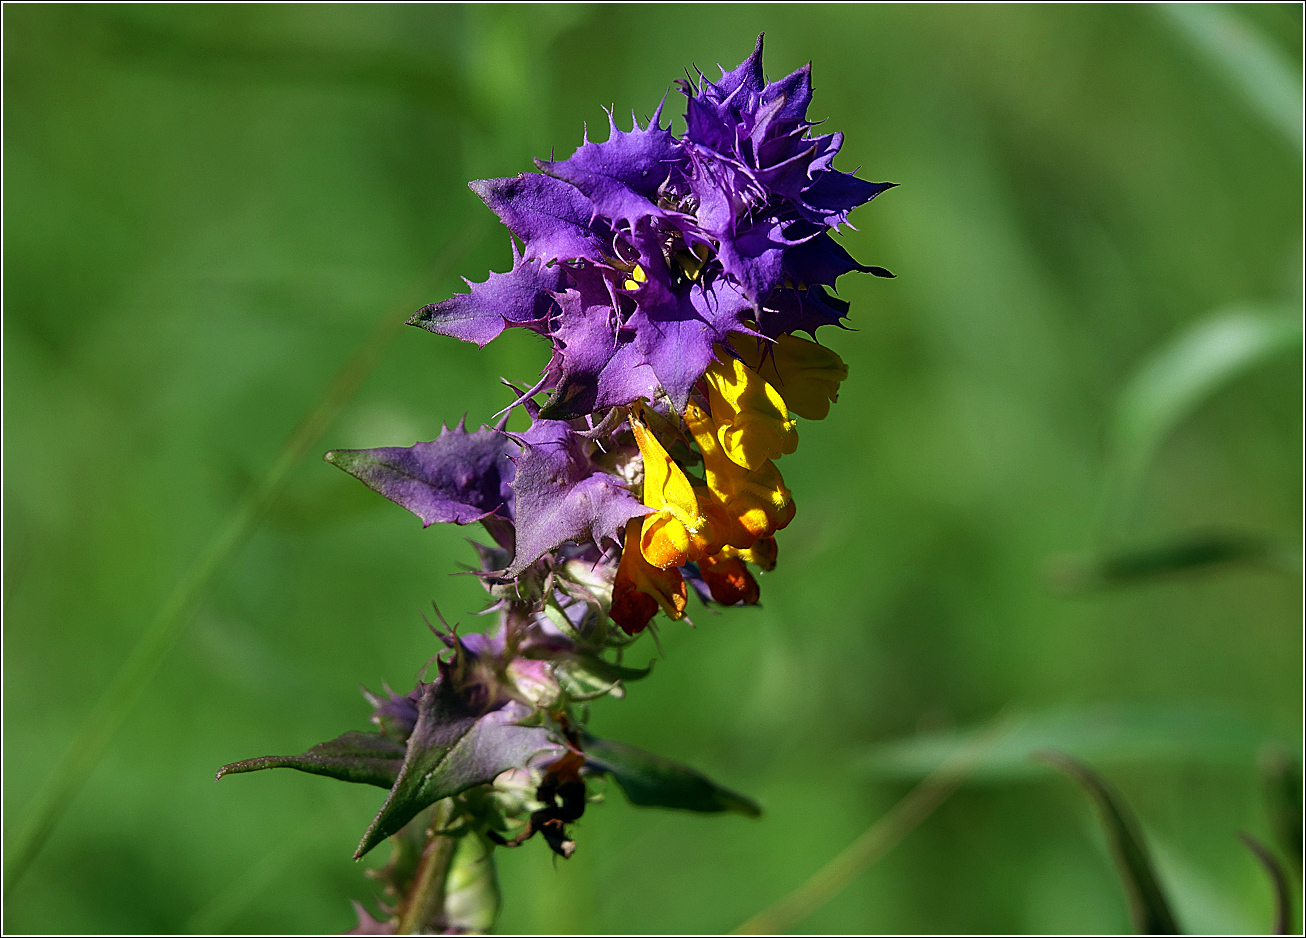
[397,799,460,935]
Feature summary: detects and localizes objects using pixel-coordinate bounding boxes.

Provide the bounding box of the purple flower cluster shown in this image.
[412,34,891,419]
[221,37,891,933]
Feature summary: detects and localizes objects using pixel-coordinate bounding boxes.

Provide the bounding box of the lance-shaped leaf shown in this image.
[325,420,516,528]
[355,681,559,859]
[216,731,405,790]
[505,416,647,576]
[1037,750,1181,935]
[581,734,761,817]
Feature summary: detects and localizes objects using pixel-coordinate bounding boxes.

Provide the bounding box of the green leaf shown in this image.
[1047,531,1291,591]
[581,734,762,818]
[1238,832,1292,935]
[354,682,558,859]
[1110,307,1301,499]
[1038,751,1181,935]
[443,831,500,934]
[860,704,1280,782]
[216,731,405,789]
[1259,745,1303,875]
[547,652,652,701]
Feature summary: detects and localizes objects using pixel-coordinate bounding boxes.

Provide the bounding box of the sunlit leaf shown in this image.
[1038,751,1180,935]
[582,734,762,817]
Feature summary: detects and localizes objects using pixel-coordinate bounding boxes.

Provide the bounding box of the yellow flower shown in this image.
[702,354,798,470]
[611,520,687,634]
[734,333,848,421]
[684,402,795,547]
[628,403,714,568]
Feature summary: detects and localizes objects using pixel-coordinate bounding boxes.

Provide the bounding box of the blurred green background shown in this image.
[4,3,1301,934]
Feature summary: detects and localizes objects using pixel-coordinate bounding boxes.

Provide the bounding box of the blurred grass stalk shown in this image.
[1099,304,1302,541]
[2,215,489,898]
[1157,3,1303,152]
[734,713,1022,934]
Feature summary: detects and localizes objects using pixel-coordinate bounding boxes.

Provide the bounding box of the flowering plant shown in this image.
[219,35,892,933]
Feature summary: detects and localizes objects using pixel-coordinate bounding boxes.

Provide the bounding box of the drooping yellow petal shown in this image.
[734,333,848,421]
[684,402,795,548]
[629,404,714,568]
[703,355,798,470]
[611,520,687,634]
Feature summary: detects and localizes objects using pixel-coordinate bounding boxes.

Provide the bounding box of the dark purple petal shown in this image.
[469,174,607,263]
[799,175,896,229]
[758,285,851,339]
[324,421,516,527]
[782,230,871,287]
[506,417,647,576]
[409,248,564,347]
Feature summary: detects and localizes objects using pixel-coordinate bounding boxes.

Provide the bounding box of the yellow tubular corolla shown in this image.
[702,355,798,471]
[684,402,795,548]
[734,333,849,421]
[613,521,687,622]
[622,264,648,291]
[629,403,714,568]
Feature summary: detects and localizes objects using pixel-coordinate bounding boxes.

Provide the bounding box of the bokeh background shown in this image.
[4,3,1301,934]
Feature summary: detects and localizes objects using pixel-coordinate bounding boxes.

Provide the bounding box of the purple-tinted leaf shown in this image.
[762,61,813,126]
[347,902,395,935]
[469,174,606,264]
[409,249,564,347]
[505,417,647,576]
[631,277,753,411]
[324,422,516,527]
[537,110,683,229]
[712,34,766,99]
[539,277,659,419]
[216,731,405,790]
[799,174,896,229]
[355,683,558,859]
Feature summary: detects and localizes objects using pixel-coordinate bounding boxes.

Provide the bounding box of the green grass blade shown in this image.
[2,215,488,898]
[1157,3,1303,151]
[1038,751,1181,935]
